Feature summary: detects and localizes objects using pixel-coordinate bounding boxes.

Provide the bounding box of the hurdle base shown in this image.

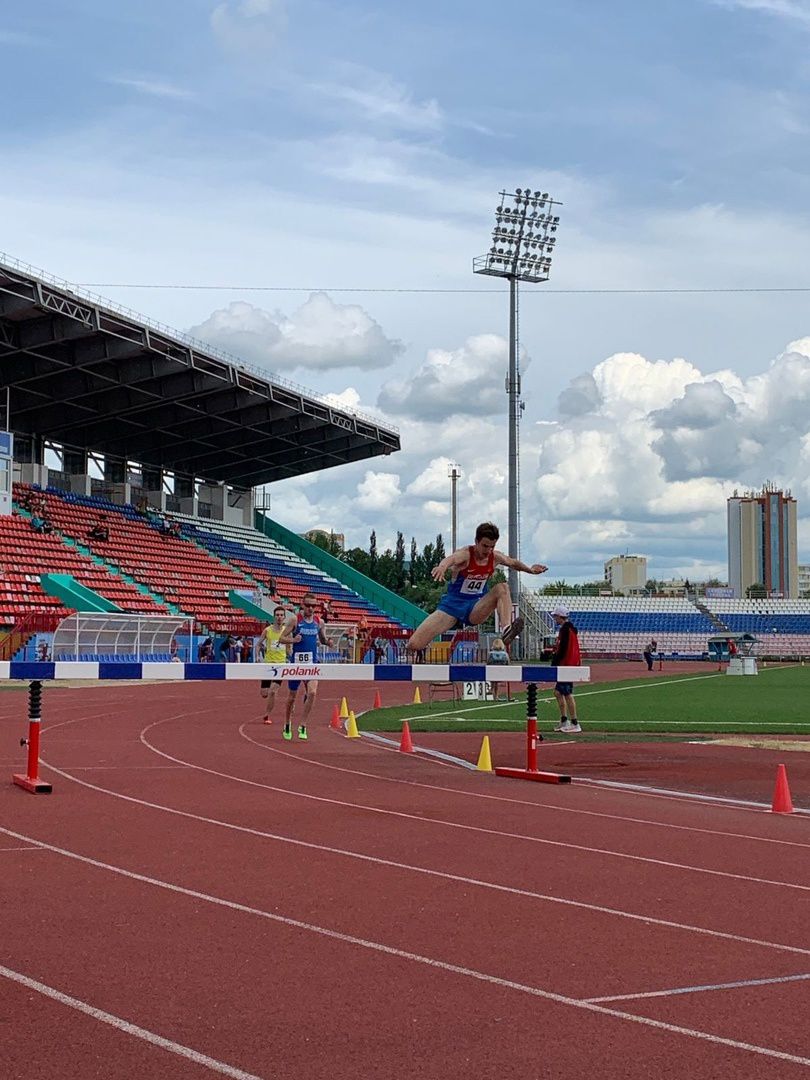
[12,773,52,794]
[494,767,571,784]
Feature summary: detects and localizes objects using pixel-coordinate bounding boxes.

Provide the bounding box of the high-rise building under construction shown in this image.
[727,486,798,598]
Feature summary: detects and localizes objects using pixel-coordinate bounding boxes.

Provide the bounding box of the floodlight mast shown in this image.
[473,188,561,604]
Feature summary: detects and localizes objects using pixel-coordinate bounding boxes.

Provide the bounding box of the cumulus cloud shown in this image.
[534,341,810,549]
[378,334,529,419]
[187,293,403,372]
[269,336,809,584]
[356,471,401,512]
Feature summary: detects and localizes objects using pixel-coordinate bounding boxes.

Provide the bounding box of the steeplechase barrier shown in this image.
[6,662,590,793]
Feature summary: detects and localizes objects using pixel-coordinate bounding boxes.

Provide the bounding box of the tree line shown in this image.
[308,530,506,610]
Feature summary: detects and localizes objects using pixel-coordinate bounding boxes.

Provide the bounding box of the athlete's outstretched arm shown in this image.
[493,551,548,575]
[430,547,470,582]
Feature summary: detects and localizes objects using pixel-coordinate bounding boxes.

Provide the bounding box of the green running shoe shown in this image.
[283,723,292,741]
[297,725,308,741]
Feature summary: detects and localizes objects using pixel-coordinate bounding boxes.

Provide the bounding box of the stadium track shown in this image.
[2,673,809,1079]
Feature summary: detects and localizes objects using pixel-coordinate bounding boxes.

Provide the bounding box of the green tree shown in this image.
[435,534,446,565]
[307,529,343,558]
[369,530,378,578]
[343,547,370,575]
[394,532,406,592]
[746,582,766,599]
[409,537,418,586]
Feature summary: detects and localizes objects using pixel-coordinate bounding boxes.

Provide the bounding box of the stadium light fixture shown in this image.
[473,187,562,606]
[448,463,462,552]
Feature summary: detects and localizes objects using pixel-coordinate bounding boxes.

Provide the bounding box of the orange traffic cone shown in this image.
[772,764,794,814]
[329,703,341,730]
[399,721,414,753]
[373,689,382,709]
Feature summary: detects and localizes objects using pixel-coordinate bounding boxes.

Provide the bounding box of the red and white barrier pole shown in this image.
[13,680,52,794]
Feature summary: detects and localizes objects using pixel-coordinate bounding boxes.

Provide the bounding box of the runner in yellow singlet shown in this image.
[259,606,291,723]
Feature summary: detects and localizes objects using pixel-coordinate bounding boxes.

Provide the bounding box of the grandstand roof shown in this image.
[0,255,400,488]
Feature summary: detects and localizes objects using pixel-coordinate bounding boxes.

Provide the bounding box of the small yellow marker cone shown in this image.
[412,686,422,705]
[346,710,360,738]
[339,696,349,719]
[476,735,493,773]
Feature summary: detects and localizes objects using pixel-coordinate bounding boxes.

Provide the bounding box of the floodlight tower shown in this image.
[474,188,561,604]
[448,462,461,552]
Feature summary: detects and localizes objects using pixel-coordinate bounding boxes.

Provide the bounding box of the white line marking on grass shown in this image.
[584,971,810,1004]
[134,721,810,893]
[0,964,264,1080]
[30,763,810,955]
[0,832,808,1070]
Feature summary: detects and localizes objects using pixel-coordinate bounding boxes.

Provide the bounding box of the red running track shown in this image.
[1,678,809,1080]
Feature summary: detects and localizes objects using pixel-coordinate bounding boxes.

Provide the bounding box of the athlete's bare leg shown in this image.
[263,683,280,723]
[468,581,512,627]
[407,609,459,653]
[300,682,317,725]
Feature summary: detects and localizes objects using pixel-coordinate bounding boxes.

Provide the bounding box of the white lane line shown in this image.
[135,723,810,895]
[0,830,808,1070]
[0,964,264,1080]
[0,845,45,853]
[24,769,810,959]
[584,971,810,1004]
[575,776,810,816]
[361,730,477,769]
[239,724,810,850]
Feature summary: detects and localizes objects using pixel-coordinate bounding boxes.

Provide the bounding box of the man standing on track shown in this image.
[406,522,547,655]
[279,592,331,741]
[550,605,582,733]
[259,606,290,724]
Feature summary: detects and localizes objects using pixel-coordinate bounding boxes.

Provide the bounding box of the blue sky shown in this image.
[3,0,810,582]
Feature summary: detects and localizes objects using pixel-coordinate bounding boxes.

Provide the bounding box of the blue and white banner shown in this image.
[0,661,590,684]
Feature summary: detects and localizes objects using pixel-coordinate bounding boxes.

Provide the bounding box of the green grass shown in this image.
[359,664,810,736]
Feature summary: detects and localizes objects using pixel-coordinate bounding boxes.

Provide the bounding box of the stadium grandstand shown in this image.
[3,250,808,668]
[0,252,420,663]
[524,593,810,661]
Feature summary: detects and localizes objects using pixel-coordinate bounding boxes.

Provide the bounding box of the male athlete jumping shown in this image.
[407,522,547,653]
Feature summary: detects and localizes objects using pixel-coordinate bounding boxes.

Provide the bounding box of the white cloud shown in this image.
[187,293,403,372]
[109,77,196,102]
[378,334,529,419]
[712,0,810,28]
[210,0,287,55]
[356,471,401,511]
[308,66,443,132]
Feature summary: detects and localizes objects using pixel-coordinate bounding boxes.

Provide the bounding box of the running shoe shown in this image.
[501,617,525,648]
[297,725,308,741]
[283,723,292,741]
[556,720,582,733]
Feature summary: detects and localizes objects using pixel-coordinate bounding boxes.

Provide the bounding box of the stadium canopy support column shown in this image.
[494,683,571,784]
[12,680,52,794]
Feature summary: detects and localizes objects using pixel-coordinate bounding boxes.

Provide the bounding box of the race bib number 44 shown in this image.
[460,577,486,595]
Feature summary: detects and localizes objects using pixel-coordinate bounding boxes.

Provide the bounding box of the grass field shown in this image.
[359,664,810,736]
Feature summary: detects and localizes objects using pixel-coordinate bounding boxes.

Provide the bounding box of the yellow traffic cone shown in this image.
[476,735,493,772]
[339,696,349,719]
[346,710,360,738]
[412,686,422,705]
